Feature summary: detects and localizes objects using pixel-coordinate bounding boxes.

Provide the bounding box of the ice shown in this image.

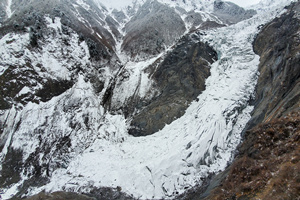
[0,0,294,199]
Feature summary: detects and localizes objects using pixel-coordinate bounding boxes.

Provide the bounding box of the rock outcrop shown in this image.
[17,188,135,200]
[0,0,119,62]
[129,33,218,136]
[213,0,257,24]
[249,1,300,129]
[122,0,186,60]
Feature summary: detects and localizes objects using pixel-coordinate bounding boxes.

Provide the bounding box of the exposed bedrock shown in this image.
[213,0,257,24]
[129,34,218,136]
[122,0,186,60]
[248,1,300,129]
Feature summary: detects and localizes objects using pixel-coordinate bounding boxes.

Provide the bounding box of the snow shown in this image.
[0,16,90,80]
[227,0,261,8]
[0,33,30,76]
[17,87,31,96]
[6,0,12,18]
[45,16,62,30]
[76,0,91,10]
[0,0,295,199]
[111,54,161,108]
[95,0,137,10]
[38,16,91,80]
[1,178,25,199]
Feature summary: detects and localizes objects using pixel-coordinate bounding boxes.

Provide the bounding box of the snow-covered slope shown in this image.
[0,0,296,199]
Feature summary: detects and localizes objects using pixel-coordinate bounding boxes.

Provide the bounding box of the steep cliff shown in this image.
[250,1,300,127]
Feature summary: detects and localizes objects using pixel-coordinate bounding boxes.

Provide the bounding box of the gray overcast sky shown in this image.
[228,0,261,7]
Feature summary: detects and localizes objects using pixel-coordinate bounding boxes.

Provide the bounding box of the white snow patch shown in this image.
[17,87,31,96]
[96,32,102,39]
[95,0,135,10]
[0,33,30,75]
[6,0,13,18]
[45,16,62,30]
[1,177,25,199]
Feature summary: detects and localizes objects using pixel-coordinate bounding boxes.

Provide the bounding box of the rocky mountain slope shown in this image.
[0,0,298,199]
[209,2,300,199]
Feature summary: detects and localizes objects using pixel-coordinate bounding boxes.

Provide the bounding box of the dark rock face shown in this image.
[249,1,300,129]
[111,9,127,24]
[199,21,226,30]
[85,187,135,200]
[213,0,257,24]
[16,187,135,200]
[36,79,74,102]
[0,0,122,111]
[0,64,40,110]
[105,16,122,40]
[129,34,217,136]
[122,0,186,60]
[0,148,23,188]
[23,192,95,200]
[0,21,79,110]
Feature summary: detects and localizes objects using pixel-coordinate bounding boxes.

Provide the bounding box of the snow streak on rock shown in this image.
[6,0,12,18]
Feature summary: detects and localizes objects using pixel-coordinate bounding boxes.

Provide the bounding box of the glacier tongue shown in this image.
[1,1,294,199]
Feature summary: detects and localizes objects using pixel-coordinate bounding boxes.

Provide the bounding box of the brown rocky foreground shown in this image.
[207,112,300,200]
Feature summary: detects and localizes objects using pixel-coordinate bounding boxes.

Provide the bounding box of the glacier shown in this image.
[0,0,296,199]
